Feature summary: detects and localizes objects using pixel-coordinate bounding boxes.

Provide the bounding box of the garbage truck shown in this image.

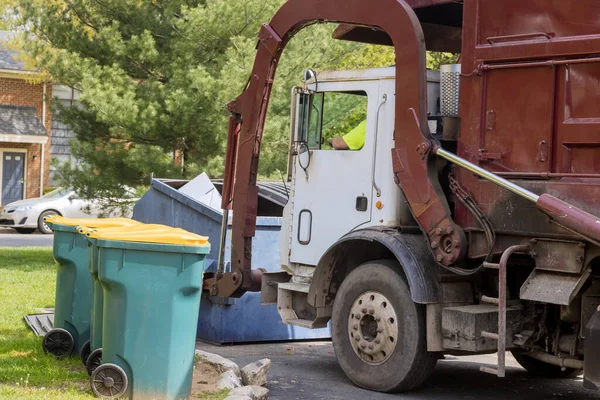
[202,0,600,393]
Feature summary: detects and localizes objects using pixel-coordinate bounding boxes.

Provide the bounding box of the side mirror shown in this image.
[296,92,311,143]
[304,68,316,82]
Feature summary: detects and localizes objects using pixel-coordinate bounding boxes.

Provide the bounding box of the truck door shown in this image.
[289,81,379,266]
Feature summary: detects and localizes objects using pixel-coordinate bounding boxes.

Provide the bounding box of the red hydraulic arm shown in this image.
[210,0,464,298]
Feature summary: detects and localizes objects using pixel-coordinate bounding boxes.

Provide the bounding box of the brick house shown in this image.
[0,31,52,205]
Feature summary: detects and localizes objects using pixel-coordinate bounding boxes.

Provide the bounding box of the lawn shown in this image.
[0,247,93,399]
[0,247,229,400]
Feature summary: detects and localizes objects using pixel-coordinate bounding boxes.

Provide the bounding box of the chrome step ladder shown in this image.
[479,244,530,378]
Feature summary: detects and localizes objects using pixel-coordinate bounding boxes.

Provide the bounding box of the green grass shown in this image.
[194,389,229,400]
[0,247,92,399]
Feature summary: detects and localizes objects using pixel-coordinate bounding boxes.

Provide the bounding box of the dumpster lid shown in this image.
[45,216,141,228]
[87,226,209,246]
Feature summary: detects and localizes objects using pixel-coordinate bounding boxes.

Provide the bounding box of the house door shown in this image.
[2,152,25,205]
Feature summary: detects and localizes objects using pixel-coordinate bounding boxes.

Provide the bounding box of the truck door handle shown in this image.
[356,196,368,212]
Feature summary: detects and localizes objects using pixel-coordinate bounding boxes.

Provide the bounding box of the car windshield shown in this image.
[41,188,70,199]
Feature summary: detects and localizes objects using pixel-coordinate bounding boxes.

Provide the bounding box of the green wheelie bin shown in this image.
[42,216,141,362]
[88,228,209,400]
[77,224,178,376]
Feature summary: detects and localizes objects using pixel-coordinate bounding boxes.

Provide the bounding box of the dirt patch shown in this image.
[191,360,221,396]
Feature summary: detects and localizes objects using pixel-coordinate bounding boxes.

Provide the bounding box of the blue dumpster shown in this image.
[133,178,331,343]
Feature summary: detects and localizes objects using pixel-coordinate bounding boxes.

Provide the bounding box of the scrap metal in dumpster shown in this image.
[133,177,331,343]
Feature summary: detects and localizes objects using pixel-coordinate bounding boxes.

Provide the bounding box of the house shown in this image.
[0,31,52,206]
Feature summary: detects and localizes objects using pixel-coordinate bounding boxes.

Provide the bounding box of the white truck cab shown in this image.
[275,67,442,327]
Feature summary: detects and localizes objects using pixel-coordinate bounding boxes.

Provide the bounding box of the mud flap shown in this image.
[584,309,600,390]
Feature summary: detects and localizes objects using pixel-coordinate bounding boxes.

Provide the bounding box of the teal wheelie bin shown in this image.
[77,224,178,376]
[88,228,209,399]
[42,216,141,362]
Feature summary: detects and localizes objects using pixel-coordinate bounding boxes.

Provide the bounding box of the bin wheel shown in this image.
[80,340,92,365]
[86,348,103,376]
[90,363,128,399]
[42,328,74,358]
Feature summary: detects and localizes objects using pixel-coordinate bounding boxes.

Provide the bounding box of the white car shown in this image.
[0,188,135,234]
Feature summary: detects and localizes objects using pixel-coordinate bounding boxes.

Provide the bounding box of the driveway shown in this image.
[0,227,53,247]
[196,341,592,400]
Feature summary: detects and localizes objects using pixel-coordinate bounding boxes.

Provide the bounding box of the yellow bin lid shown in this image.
[45,215,141,228]
[88,226,209,246]
[77,223,172,236]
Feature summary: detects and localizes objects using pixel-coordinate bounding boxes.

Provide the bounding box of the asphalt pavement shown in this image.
[0,227,53,247]
[196,341,592,400]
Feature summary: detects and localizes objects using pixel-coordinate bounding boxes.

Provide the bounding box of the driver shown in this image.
[327,119,366,150]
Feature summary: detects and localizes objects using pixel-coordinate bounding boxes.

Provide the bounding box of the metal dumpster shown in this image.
[133,178,331,343]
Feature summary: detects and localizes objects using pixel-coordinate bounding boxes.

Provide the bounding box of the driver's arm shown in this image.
[328,137,350,150]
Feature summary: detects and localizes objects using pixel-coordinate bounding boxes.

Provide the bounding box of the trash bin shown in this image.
[77,224,180,376]
[42,216,140,362]
[88,228,209,400]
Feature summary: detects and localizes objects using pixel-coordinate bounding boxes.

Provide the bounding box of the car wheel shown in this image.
[38,210,59,234]
[332,259,438,392]
[14,228,36,234]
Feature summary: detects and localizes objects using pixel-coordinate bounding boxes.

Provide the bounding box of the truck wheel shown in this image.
[331,260,438,392]
[511,351,582,378]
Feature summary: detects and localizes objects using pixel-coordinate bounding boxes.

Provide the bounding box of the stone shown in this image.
[195,349,241,378]
[249,385,269,400]
[228,386,256,399]
[241,359,271,387]
[216,370,242,390]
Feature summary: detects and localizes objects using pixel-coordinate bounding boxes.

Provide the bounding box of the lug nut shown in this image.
[430,241,438,249]
[362,308,367,314]
[375,339,381,344]
[353,324,358,330]
[435,228,443,235]
[376,317,381,322]
[368,308,374,315]
[355,335,360,341]
[368,344,374,350]
[445,227,454,235]
[436,254,444,262]
[377,328,383,333]
[355,314,361,320]
[360,344,366,349]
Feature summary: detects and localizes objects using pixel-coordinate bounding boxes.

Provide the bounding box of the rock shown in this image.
[216,370,242,390]
[195,349,241,378]
[250,385,269,400]
[241,359,271,387]
[224,396,253,400]
[228,386,256,399]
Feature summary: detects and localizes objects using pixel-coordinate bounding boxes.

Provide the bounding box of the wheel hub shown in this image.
[348,291,398,365]
[104,377,115,388]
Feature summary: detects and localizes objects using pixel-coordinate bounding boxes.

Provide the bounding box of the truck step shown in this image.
[277,282,330,329]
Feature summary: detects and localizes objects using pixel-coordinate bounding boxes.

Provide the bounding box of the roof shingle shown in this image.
[0,105,47,136]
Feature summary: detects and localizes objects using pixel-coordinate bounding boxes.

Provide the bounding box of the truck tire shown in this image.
[511,351,582,378]
[331,259,438,392]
